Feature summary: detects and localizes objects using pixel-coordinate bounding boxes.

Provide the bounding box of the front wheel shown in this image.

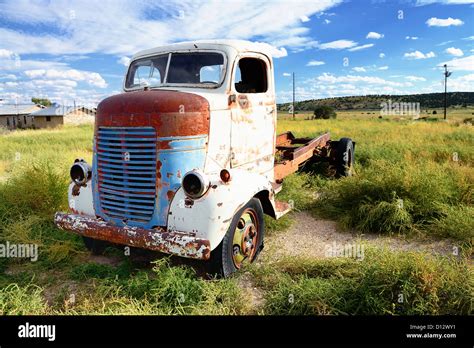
[210,198,265,278]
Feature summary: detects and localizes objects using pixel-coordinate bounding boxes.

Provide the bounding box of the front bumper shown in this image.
[54,212,211,260]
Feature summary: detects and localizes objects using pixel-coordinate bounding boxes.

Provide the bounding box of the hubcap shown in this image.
[232,209,259,269]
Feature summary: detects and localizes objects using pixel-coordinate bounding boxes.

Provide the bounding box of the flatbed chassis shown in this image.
[274,131,332,182]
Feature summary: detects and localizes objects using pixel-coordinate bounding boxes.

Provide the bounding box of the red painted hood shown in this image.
[96,89,210,137]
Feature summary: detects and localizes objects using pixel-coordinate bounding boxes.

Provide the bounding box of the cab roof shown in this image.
[131,40,275,60]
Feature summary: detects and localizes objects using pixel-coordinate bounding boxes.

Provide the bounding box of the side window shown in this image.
[234,57,268,93]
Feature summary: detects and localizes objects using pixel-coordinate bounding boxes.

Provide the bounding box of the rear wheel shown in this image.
[334,137,355,178]
[210,198,264,278]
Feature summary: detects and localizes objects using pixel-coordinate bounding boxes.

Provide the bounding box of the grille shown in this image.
[96,127,157,223]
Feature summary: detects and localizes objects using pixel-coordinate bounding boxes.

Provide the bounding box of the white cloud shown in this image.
[283,72,291,77]
[24,69,108,88]
[366,32,384,39]
[352,67,366,72]
[445,47,464,57]
[405,36,419,40]
[117,56,131,66]
[300,15,310,23]
[348,43,374,52]
[324,19,331,24]
[318,40,357,50]
[426,17,464,27]
[405,75,427,81]
[277,72,418,102]
[315,73,407,87]
[0,74,17,80]
[379,53,386,58]
[404,51,436,59]
[378,66,389,70]
[439,55,474,71]
[0,48,15,59]
[307,60,325,66]
[447,73,474,91]
[30,79,78,89]
[416,0,474,5]
[0,0,342,56]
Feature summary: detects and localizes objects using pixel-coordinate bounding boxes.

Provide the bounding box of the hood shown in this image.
[93,90,210,229]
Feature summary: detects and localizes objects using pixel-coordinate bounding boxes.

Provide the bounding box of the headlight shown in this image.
[182,170,209,199]
[70,159,92,186]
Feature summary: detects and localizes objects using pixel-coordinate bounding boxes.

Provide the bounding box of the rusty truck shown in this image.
[54,40,355,277]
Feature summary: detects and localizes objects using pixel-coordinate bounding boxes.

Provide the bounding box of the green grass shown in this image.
[0,112,472,315]
[254,247,473,315]
[276,114,474,243]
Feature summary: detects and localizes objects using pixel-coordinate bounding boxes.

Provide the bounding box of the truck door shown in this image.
[230,54,275,175]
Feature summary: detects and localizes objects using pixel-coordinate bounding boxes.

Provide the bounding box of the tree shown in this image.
[313,105,337,119]
[31,97,52,107]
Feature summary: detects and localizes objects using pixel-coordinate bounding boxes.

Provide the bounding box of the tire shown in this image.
[82,236,109,255]
[210,198,265,278]
[335,137,355,178]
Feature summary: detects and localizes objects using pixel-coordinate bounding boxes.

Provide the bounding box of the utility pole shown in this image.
[443,64,452,120]
[292,72,295,120]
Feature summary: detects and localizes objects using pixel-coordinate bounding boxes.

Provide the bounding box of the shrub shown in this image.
[313,106,337,119]
[262,248,473,315]
[0,161,68,221]
[0,284,49,315]
[312,161,473,240]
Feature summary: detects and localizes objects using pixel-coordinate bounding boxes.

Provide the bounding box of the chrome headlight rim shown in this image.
[182,170,209,199]
[70,159,92,186]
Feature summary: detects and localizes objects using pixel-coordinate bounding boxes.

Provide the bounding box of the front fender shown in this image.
[167,169,275,250]
[68,182,95,217]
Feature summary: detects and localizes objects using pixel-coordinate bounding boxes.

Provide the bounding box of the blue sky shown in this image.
[0,0,473,106]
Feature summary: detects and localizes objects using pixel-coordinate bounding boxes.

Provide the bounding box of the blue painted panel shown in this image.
[155,135,207,226]
[92,127,207,229]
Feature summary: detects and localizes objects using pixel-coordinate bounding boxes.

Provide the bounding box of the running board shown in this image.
[272,182,283,194]
[275,200,292,219]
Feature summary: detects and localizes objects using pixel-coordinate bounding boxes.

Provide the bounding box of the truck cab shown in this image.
[55,40,354,277]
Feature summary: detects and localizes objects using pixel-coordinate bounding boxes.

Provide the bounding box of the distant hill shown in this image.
[277,92,474,111]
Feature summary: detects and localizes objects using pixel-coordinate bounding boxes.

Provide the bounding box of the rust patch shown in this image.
[96,90,210,138]
[158,140,171,150]
[156,160,162,180]
[71,184,81,197]
[167,190,175,201]
[274,132,331,181]
[237,95,250,109]
[54,212,210,260]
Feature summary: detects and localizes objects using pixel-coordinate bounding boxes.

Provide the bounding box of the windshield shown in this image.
[125,52,225,89]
